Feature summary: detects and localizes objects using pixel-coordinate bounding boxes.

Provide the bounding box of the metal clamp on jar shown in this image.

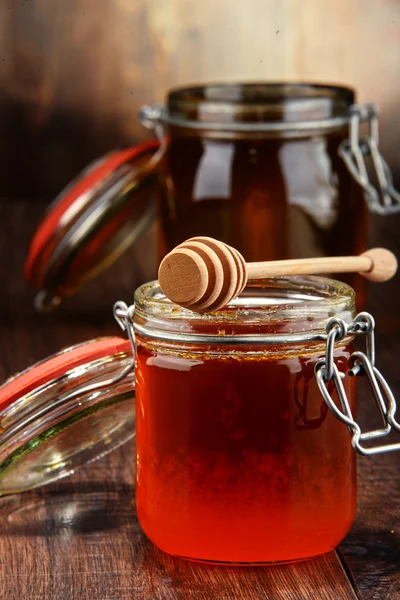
[315,312,400,455]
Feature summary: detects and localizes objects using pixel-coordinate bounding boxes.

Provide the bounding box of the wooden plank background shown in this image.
[0,0,399,201]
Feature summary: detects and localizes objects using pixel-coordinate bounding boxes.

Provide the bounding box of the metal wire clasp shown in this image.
[139,103,167,145]
[338,104,400,215]
[315,312,400,456]
[113,301,136,355]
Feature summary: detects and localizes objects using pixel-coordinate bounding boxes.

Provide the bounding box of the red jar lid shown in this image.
[0,337,134,495]
[25,140,161,311]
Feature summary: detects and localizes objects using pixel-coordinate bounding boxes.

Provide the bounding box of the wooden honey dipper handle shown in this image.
[246,249,397,282]
[158,238,398,313]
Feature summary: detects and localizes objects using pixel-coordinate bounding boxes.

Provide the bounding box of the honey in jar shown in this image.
[132,276,357,563]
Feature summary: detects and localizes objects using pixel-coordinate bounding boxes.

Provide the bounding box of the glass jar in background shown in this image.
[25,83,400,309]
[140,83,399,305]
[153,84,364,263]
[131,276,357,563]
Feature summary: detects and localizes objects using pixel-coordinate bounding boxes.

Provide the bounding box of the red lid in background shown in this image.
[25,140,161,311]
[0,336,135,495]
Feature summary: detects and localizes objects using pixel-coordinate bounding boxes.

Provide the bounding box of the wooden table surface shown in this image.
[0,200,399,600]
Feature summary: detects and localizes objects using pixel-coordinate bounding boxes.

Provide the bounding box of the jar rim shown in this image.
[168,82,354,114]
[157,82,357,137]
[133,276,356,345]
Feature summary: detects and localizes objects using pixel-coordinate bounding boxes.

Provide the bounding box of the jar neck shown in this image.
[133,277,356,351]
[167,83,355,125]
[156,83,356,139]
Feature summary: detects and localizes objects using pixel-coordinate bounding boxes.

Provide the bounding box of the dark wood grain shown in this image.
[0,199,399,599]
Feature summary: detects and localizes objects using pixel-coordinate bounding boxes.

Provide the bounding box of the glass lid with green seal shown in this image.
[24,140,162,312]
[0,336,134,495]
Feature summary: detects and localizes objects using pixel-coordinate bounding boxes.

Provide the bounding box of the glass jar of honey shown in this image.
[25,83,400,309]
[111,275,400,564]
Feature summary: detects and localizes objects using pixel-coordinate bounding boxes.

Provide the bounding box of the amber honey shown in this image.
[133,277,357,564]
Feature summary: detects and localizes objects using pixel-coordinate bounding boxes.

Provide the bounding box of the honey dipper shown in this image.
[158,236,398,313]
